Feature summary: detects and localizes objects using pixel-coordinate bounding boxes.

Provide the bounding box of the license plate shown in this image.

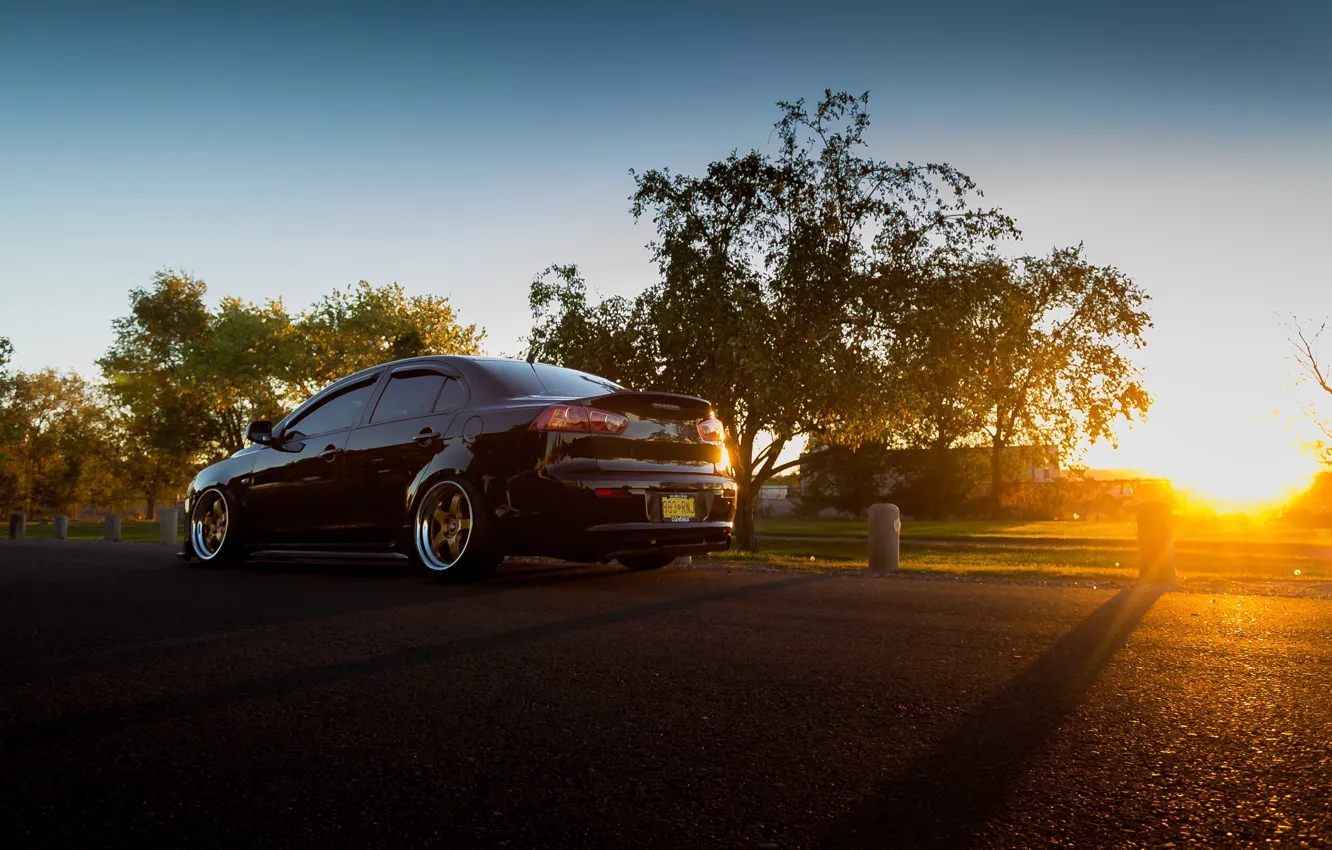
[661,495,695,522]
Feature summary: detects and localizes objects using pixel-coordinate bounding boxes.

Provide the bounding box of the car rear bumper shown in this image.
[503,469,736,560]
[580,521,733,559]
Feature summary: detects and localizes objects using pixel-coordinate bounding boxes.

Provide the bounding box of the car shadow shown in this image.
[2,571,827,753]
[823,585,1164,849]
[234,554,626,586]
[0,560,635,690]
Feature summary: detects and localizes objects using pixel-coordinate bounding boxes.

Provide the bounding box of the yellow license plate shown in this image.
[661,495,696,522]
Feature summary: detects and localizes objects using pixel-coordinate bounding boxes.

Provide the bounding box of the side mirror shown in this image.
[246,420,274,446]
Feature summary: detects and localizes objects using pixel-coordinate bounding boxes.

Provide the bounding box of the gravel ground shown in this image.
[2,540,1330,848]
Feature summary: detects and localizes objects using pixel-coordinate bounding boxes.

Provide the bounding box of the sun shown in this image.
[1084,411,1319,513]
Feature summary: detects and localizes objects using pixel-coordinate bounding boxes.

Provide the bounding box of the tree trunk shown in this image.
[989,439,1005,519]
[734,479,760,552]
[931,436,950,520]
[145,492,156,521]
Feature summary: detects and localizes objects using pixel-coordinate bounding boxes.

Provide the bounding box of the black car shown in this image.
[183,356,736,578]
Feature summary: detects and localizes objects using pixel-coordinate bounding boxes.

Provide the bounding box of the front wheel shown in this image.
[412,477,500,581]
[618,553,675,571]
[189,488,245,565]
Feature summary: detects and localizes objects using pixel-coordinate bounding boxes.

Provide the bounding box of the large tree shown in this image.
[290,281,485,397]
[528,91,1014,550]
[98,271,216,517]
[965,246,1152,515]
[4,369,106,515]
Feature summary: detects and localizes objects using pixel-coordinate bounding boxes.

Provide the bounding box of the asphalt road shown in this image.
[2,541,1330,849]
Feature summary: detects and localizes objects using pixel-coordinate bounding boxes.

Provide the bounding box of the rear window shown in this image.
[480,360,624,398]
[480,360,547,396]
[533,363,624,396]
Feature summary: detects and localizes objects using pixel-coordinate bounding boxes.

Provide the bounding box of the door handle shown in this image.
[318,444,341,462]
[414,428,441,445]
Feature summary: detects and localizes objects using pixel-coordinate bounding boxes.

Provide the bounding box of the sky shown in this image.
[2,0,1330,507]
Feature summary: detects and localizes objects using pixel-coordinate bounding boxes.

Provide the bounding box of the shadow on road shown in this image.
[825,586,1164,849]
[2,572,828,752]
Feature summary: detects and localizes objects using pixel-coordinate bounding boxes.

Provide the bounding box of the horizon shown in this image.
[3,0,1329,510]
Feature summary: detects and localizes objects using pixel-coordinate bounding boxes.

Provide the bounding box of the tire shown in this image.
[411,477,501,581]
[618,553,675,571]
[188,487,245,565]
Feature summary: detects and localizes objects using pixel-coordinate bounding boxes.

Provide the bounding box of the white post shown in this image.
[868,503,900,573]
[53,515,69,540]
[104,513,122,543]
[158,508,178,546]
[8,511,25,540]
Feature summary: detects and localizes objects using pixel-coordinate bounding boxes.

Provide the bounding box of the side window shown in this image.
[434,376,469,412]
[286,379,376,437]
[370,370,447,424]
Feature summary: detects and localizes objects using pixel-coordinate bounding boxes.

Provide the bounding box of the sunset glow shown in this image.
[1083,399,1321,512]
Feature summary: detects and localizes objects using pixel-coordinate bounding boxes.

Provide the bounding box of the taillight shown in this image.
[588,408,629,434]
[697,417,725,442]
[531,404,628,434]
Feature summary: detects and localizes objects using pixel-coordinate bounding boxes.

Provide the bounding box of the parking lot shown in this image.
[2,541,1330,848]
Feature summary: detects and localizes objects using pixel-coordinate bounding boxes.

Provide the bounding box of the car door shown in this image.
[246,375,381,545]
[342,366,470,544]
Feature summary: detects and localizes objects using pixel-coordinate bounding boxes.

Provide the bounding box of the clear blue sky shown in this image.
[2,0,1329,502]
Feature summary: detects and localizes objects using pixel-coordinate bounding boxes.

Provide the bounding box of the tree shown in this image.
[0,338,23,510]
[966,246,1152,516]
[98,270,217,517]
[528,91,1014,550]
[1289,318,1332,465]
[887,257,994,518]
[289,281,485,397]
[198,297,297,455]
[5,369,106,515]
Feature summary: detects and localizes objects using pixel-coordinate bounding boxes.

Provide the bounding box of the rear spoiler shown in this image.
[583,391,712,416]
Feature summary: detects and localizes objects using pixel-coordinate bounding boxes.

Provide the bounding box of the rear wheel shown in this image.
[189,488,245,565]
[618,553,675,571]
[412,477,500,581]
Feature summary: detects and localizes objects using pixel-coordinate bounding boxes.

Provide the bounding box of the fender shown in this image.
[184,450,260,517]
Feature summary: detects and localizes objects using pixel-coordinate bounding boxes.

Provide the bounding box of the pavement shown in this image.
[1,540,1330,849]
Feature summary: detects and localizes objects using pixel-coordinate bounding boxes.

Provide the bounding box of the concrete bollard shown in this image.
[868,503,901,573]
[104,513,122,543]
[158,508,178,546]
[8,511,25,540]
[1136,500,1175,585]
[53,515,69,540]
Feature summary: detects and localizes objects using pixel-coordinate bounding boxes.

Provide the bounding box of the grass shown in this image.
[17,520,175,544]
[757,516,1332,545]
[711,536,1332,584]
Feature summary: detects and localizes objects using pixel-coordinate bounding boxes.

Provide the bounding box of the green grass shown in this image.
[18,520,175,544]
[757,516,1332,545]
[712,536,1332,584]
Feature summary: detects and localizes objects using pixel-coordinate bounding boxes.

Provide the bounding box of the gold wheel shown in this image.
[190,489,231,560]
[415,481,474,571]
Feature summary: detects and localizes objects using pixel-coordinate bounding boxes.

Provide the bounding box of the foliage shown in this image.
[528,91,1014,550]
[1286,471,1332,528]
[962,247,1152,514]
[97,271,218,516]
[90,271,485,517]
[2,369,109,515]
[291,281,485,398]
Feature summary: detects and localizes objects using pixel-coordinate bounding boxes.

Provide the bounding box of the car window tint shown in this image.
[434,376,469,412]
[287,379,376,437]
[481,360,546,396]
[371,371,446,424]
[532,363,624,396]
